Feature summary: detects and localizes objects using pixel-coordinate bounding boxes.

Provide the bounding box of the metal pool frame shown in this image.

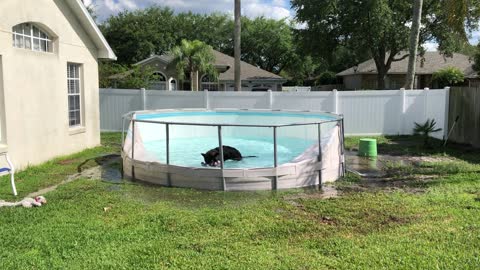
[121,109,345,191]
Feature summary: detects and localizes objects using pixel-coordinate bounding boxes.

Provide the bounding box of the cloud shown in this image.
[87,0,293,22]
[83,0,93,6]
[423,42,438,52]
[243,3,291,20]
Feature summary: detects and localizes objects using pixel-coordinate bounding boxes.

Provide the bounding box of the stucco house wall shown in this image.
[0,0,115,169]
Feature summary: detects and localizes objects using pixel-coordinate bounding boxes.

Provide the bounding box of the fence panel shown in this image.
[100,89,143,131]
[448,87,480,147]
[146,91,205,109]
[338,90,402,135]
[272,91,333,111]
[209,91,270,109]
[100,88,448,138]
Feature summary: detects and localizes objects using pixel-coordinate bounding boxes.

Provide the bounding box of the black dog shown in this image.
[201,146,256,167]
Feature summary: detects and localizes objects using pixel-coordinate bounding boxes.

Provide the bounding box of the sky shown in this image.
[84,0,293,22]
[84,0,480,51]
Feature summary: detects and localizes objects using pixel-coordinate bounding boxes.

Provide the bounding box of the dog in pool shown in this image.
[201,146,257,167]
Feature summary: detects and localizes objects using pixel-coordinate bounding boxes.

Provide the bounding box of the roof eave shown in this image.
[68,0,117,60]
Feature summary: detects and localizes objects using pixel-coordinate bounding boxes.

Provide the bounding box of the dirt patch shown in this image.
[27,155,123,198]
[407,156,455,164]
[319,216,337,225]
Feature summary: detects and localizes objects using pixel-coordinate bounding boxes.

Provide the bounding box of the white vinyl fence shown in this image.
[100,88,449,138]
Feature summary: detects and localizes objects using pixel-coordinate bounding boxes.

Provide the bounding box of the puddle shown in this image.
[346,151,411,177]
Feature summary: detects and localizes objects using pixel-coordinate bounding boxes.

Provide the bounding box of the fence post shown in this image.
[332,89,339,114]
[399,88,406,134]
[204,90,210,110]
[423,87,430,121]
[443,87,451,140]
[268,90,273,109]
[140,88,146,110]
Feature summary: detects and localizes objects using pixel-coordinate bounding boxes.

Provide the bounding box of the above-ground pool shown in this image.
[122,109,345,191]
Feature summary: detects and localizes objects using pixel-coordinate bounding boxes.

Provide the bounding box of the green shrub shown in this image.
[432,67,465,88]
[315,71,337,85]
[413,119,442,148]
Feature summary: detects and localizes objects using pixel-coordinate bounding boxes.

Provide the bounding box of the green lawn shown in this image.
[0,134,479,269]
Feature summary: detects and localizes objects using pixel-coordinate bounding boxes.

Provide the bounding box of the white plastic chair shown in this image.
[0,152,17,196]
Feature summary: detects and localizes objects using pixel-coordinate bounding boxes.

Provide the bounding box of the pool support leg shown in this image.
[273,127,278,190]
[341,117,346,177]
[218,126,226,191]
[318,123,323,187]
[131,120,136,181]
[166,123,172,187]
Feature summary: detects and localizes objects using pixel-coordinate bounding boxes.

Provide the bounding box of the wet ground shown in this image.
[27,155,123,198]
[345,150,411,178]
[26,151,442,203]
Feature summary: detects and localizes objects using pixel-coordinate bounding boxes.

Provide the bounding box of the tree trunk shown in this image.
[377,70,387,90]
[234,0,242,91]
[405,0,423,90]
[190,71,199,91]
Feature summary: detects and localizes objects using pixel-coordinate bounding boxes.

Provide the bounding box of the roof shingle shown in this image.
[337,52,475,77]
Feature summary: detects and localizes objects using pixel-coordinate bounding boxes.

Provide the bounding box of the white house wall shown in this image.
[0,0,101,169]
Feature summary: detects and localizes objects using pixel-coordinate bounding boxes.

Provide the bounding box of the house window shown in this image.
[149,72,167,90]
[12,23,52,53]
[201,75,219,91]
[67,63,82,127]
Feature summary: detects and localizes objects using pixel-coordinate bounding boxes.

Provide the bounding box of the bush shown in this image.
[413,119,442,148]
[315,71,337,85]
[432,67,465,88]
[99,62,159,89]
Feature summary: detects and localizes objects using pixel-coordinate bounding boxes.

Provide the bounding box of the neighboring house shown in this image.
[0,0,116,169]
[117,50,286,91]
[337,52,475,90]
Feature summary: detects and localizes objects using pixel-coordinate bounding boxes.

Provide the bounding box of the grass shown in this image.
[0,134,479,269]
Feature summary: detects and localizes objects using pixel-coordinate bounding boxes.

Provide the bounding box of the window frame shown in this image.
[67,63,83,128]
[12,23,53,53]
[201,75,220,91]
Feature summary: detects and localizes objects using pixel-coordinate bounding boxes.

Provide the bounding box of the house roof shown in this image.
[67,0,116,60]
[212,51,285,82]
[134,50,286,82]
[337,52,475,77]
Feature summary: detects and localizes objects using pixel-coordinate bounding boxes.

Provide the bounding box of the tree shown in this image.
[281,55,320,86]
[404,0,423,90]
[99,62,159,89]
[292,0,480,90]
[171,40,217,91]
[100,7,234,65]
[241,17,295,74]
[174,13,233,53]
[101,7,177,64]
[234,0,241,91]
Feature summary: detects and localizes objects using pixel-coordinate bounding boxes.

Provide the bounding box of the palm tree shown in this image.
[171,40,217,91]
[404,0,423,90]
[234,0,241,91]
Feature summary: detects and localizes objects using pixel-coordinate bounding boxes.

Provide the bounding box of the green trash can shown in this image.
[358,138,377,157]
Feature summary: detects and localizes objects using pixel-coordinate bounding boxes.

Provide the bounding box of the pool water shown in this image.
[143,136,316,169]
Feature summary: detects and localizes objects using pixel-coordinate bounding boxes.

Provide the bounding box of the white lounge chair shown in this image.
[0,152,17,196]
